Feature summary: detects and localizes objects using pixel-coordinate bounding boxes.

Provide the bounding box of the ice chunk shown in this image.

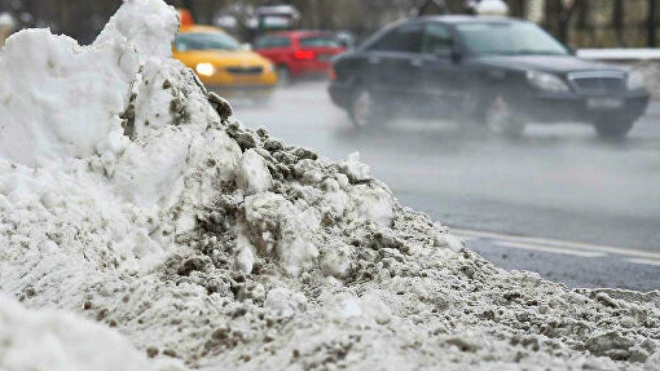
[235,149,272,195]
[338,152,371,182]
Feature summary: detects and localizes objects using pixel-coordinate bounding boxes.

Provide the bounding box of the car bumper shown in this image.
[520,89,650,123]
[291,61,333,78]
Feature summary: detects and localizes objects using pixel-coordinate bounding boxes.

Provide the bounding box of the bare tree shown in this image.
[507,0,526,18]
[649,0,658,47]
[612,0,625,46]
[544,0,579,43]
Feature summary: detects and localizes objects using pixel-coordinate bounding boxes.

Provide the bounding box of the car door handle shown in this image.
[410,59,423,68]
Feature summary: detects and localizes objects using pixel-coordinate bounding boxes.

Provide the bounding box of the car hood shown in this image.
[476,55,620,74]
[176,50,270,67]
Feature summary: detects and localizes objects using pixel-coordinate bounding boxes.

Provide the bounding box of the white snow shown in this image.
[0,294,184,371]
[0,1,659,370]
[94,0,178,63]
[235,149,272,195]
[338,152,371,182]
[0,29,136,165]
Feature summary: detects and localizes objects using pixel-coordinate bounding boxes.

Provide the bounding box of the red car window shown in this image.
[299,36,342,48]
[255,36,292,49]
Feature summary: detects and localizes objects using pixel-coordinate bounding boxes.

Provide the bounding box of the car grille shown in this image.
[568,72,625,93]
[226,66,264,75]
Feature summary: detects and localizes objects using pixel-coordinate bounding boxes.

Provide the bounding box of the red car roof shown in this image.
[267,30,336,39]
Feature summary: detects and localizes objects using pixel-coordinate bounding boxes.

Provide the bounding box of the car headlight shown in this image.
[527,71,570,92]
[627,71,646,90]
[195,63,215,77]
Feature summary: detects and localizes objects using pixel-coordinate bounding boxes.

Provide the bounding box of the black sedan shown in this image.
[328,16,650,139]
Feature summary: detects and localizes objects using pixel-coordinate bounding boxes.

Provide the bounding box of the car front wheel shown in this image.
[593,117,636,140]
[484,95,526,138]
[350,89,385,129]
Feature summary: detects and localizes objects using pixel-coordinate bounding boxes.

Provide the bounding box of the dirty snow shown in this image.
[0,0,659,370]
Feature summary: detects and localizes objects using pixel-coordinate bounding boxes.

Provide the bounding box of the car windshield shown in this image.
[174,32,241,52]
[456,22,569,56]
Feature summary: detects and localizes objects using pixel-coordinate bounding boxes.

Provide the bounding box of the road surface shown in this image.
[232,81,660,291]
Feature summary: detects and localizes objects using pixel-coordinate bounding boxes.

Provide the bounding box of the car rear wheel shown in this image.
[484,95,526,138]
[276,66,292,86]
[593,117,635,140]
[350,89,383,129]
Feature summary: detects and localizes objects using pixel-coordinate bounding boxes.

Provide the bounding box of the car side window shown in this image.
[423,23,453,54]
[270,37,292,48]
[369,23,424,54]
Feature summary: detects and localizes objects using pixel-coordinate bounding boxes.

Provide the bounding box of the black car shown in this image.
[328,16,650,139]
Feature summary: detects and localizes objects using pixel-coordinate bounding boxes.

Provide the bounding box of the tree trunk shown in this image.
[545,0,578,44]
[613,0,625,47]
[649,0,657,47]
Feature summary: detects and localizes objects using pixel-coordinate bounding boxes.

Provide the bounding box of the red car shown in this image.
[253,31,345,84]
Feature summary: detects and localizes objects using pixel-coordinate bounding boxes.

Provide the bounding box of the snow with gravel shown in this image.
[0,0,659,370]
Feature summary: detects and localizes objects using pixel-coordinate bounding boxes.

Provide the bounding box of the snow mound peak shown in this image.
[0,0,177,166]
[96,0,178,62]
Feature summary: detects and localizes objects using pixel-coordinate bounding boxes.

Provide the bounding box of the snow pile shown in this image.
[0,294,184,371]
[1,0,660,370]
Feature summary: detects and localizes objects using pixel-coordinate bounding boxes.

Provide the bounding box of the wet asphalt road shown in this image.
[231,81,660,291]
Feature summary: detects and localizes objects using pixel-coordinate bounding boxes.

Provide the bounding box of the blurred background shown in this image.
[1,0,660,47]
[1,0,660,291]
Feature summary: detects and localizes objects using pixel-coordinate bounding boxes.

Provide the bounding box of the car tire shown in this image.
[276,65,292,86]
[593,117,635,140]
[484,95,526,138]
[349,88,385,129]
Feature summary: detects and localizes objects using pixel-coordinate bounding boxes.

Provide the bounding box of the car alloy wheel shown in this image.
[485,95,525,138]
[351,89,375,128]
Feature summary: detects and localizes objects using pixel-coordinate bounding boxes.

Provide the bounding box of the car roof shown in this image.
[419,15,529,24]
[264,30,336,38]
[178,25,227,34]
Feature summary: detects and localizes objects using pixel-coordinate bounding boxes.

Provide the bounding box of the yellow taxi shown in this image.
[173,25,278,102]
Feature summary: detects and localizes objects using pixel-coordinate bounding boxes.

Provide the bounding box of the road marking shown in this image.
[492,241,607,258]
[453,228,660,260]
[625,258,660,267]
